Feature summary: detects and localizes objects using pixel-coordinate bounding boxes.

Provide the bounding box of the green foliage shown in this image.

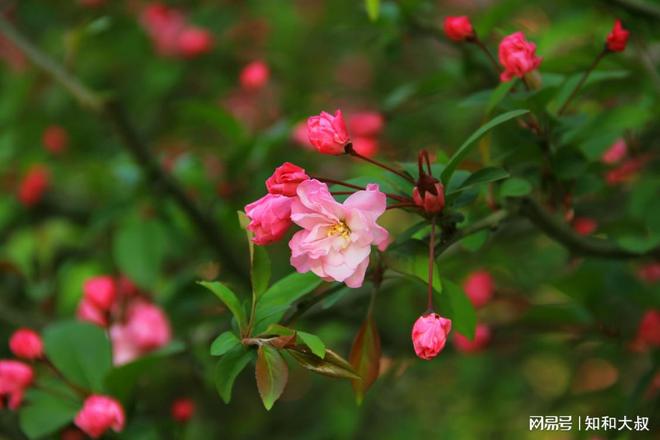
[113,219,169,290]
[215,346,255,404]
[19,390,81,440]
[255,345,289,410]
[199,281,248,333]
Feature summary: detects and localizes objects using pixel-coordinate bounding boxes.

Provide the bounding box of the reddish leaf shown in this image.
[255,345,288,410]
[349,315,381,404]
[287,347,360,380]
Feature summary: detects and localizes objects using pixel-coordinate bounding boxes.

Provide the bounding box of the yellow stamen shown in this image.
[327,220,351,239]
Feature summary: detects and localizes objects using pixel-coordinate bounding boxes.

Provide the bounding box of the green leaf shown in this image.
[441,109,529,184]
[215,346,255,404]
[365,0,380,21]
[113,219,168,290]
[43,321,113,392]
[254,272,322,333]
[198,281,247,331]
[252,245,271,299]
[210,331,241,356]
[486,81,515,113]
[255,345,289,410]
[105,342,185,402]
[435,280,476,339]
[447,167,510,195]
[349,315,381,404]
[461,230,489,251]
[499,177,532,198]
[296,331,326,358]
[384,240,442,294]
[287,348,360,380]
[19,390,81,439]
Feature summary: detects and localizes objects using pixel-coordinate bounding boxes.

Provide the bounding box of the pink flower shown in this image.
[601,139,627,165]
[443,16,474,41]
[637,263,660,283]
[245,194,294,245]
[347,112,384,138]
[77,299,108,327]
[141,4,186,57]
[266,162,309,197]
[240,60,270,91]
[606,20,629,52]
[74,395,125,438]
[171,398,195,422]
[42,125,69,154]
[18,165,49,207]
[351,137,379,158]
[9,328,43,360]
[572,217,598,236]
[0,360,33,410]
[83,276,117,311]
[411,313,452,360]
[307,110,350,155]
[498,32,542,82]
[289,180,388,288]
[412,182,445,213]
[109,324,142,366]
[177,27,213,58]
[635,310,660,348]
[453,324,492,353]
[463,270,493,308]
[125,301,171,351]
[605,157,646,185]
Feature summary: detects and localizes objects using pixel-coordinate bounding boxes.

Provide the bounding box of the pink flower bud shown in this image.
[411,313,452,360]
[605,157,646,185]
[9,328,43,360]
[601,139,627,165]
[412,182,445,213]
[83,276,117,311]
[606,20,629,52]
[306,110,350,155]
[498,32,542,82]
[266,162,309,197]
[240,60,270,91]
[453,324,492,353]
[351,137,379,158]
[77,299,108,327]
[0,360,33,410]
[178,27,213,58]
[18,165,50,207]
[245,194,293,245]
[74,395,125,439]
[42,125,69,154]
[126,301,171,351]
[572,217,598,236]
[636,310,660,348]
[347,112,384,138]
[463,270,493,308]
[443,16,474,41]
[171,398,195,422]
[637,263,660,283]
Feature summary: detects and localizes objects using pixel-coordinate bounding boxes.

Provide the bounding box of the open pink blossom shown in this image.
[453,324,492,353]
[498,32,542,82]
[463,270,494,308]
[307,110,350,155]
[109,324,142,366]
[74,395,125,438]
[411,313,452,360]
[9,328,43,360]
[0,360,33,410]
[245,194,294,245]
[289,179,388,288]
[266,162,309,197]
[292,121,314,150]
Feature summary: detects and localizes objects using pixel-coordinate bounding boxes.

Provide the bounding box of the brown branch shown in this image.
[0,16,247,277]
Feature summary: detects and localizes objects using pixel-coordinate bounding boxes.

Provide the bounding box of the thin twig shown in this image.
[558,50,606,115]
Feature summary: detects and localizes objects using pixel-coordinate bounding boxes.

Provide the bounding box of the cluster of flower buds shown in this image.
[74,395,125,438]
[0,329,41,410]
[77,275,171,365]
[140,3,213,59]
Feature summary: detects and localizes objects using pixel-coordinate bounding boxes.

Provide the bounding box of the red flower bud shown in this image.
[42,125,69,154]
[412,182,445,213]
[411,313,452,360]
[463,270,494,308]
[240,60,270,91]
[453,324,492,353]
[572,217,598,236]
[266,162,309,197]
[498,32,542,82]
[18,165,50,207]
[443,16,474,42]
[9,328,43,360]
[606,20,629,52]
[171,398,195,422]
[178,27,213,58]
[83,276,117,311]
[634,310,660,349]
[74,395,125,439]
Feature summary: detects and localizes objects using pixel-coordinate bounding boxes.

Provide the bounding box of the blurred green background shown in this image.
[1,0,659,438]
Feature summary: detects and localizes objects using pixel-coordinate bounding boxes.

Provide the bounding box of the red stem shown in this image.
[346,144,416,184]
[558,49,607,115]
[472,36,502,74]
[316,176,412,203]
[427,216,437,311]
[386,202,418,210]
